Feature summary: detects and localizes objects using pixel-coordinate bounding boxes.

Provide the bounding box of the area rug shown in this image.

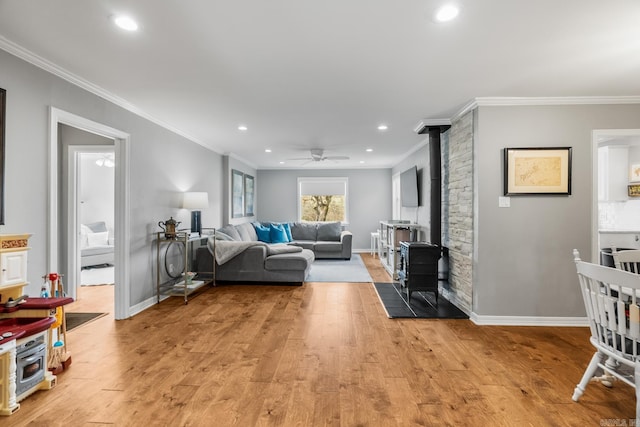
[81,265,114,286]
[305,254,373,283]
[373,282,468,319]
[65,312,107,331]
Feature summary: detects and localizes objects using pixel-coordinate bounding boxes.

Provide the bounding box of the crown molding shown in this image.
[227,152,259,170]
[413,118,451,134]
[452,96,640,122]
[0,35,223,155]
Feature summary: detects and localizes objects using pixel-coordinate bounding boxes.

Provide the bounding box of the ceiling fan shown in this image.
[288,148,350,163]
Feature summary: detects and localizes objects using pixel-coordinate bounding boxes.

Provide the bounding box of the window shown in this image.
[298,177,348,223]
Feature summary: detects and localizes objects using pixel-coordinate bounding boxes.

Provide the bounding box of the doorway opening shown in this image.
[49,107,131,320]
[592,129,640,265]
[73,148,115,313]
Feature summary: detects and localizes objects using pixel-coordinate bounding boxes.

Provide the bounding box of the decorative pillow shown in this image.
[87,231,109,247]
[80,224,92,249]
[85,221,108,233]
[254,224,271,243]
[269,223,289,243]
[282,223,293,242]
[317,221,342,241]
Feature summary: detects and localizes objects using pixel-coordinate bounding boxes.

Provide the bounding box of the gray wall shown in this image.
[475,104,640,317]
[225,155,257,225]
[391,144,431,241]
[256,168,392,251]
[0,49,223,304]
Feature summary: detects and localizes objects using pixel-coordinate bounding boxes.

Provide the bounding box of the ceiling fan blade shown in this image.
[324,156,350,160]
[286,157,313,161]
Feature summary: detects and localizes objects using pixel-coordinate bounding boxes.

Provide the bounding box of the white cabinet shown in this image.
[599,146,629,201]
[599,232,640,250]
[0,251,27,287]
[0,235,31,295]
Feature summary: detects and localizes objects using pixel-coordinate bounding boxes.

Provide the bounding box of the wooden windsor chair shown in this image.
[572,249,640,424]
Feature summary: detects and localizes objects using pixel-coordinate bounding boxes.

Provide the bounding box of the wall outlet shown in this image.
[498,196,511,208]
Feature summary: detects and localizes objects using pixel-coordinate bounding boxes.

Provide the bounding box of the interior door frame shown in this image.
[49,107,131,320]
[68,146,115,302]
[591,128,640,265]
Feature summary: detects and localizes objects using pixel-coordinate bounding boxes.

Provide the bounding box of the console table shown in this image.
[155,230,215,304]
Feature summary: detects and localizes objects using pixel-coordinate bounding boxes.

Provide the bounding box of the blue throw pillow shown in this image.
[270,223,289,243]
[282,223,293,242]
[254,224,271,243]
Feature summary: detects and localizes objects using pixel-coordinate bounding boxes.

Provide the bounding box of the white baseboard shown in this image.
[470,313,589,327]
[129,294,167,317]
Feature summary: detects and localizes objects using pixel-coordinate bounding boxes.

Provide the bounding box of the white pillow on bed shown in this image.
[87,231,109,247]
[80,224,92,248]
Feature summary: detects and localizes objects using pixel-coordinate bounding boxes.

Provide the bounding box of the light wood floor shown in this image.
[6,254,635,426]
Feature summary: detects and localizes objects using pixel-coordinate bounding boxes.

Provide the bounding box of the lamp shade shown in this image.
[182,192,209,209]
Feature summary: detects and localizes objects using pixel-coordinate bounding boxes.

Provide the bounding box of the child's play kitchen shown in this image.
[0,234,72,416]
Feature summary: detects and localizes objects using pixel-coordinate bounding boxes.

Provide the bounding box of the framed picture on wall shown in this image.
[244,174,254,217]
[0,88,5,225]
[231,169,244,218]
[630,164,640,182]
[503,147,572,196]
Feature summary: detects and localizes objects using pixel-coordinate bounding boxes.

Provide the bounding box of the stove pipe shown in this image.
[428,127,442,247]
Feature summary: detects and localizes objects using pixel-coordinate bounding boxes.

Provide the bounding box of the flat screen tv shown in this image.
[400,166,419,207]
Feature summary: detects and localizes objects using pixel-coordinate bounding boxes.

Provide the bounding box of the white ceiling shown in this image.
[1,0,639,169]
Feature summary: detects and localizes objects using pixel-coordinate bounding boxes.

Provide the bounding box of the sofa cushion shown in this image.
[264,249,314,271]
[254,224,271,243]
[288,240,315,250]
[269,223,289,243]
[218,224,241,241]
[236,222,258,241]
[291,222,317,241]
[317,222,342,241]
[313,241,343,252]
[214,231,235,241]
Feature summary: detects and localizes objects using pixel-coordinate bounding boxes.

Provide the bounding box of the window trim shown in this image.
[297,177,349,223]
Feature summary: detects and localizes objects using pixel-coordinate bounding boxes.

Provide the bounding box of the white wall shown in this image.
[256,168,392,251]
[79,152,115,229]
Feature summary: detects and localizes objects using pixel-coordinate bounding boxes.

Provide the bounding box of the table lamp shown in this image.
[183,192,209,235]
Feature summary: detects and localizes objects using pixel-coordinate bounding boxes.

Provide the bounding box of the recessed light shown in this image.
[434,4,459,22]
[279,161,285,164]
[359,161,365,164]
[366,148,373,152]
[265,149,272,153]
[113,15,138,31]
[377,124,388,131]
[238,125,248,131]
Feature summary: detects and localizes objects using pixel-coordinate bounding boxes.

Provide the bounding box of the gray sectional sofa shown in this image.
[285,221,352,260]
[195,221,352,284]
